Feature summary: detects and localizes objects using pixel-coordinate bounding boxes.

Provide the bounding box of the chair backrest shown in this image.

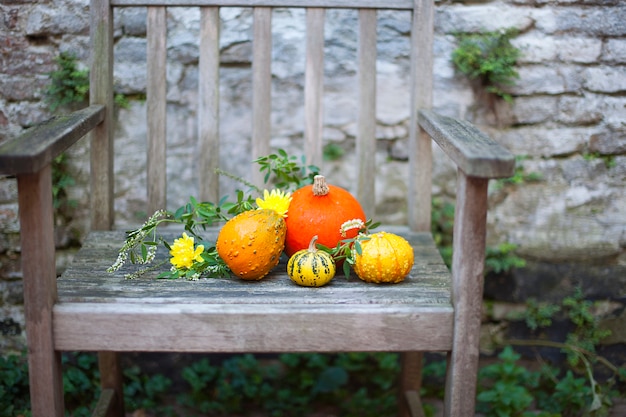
[90,0,434,232]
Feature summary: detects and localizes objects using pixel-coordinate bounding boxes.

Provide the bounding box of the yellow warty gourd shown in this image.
[353,232,414,284]
[216,209,286,280]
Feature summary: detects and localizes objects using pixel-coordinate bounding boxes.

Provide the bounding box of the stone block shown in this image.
[537,5,626,36]
[0,75,49,101]
[556,95,603,125]
[0,203,19,234]
[436,3,534,34]
[603,39,626,63]
[117,7,147,37]
[511,96,558,125]
[509,65,582,95]
[114,37,147,63]
[598,96,626,130]
[500,185,623,262]
[59,35,90,61]
[513,33,558,64]
[25,4,89,36]
[0,178,17,203]
[584,66,626,93]
[556,37,602,63]
[589,130,626,155]
[514,35,601,64]
[113,61,147,95]
[0,48,56,76]
[497,126,592,157]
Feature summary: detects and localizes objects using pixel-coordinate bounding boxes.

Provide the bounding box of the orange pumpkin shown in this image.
[284,175,366,257]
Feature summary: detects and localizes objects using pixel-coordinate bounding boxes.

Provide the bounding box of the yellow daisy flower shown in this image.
[256,189,292,217]
[170,232,205,270]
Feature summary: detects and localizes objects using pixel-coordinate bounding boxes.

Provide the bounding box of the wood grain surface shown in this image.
[55,227,453,352]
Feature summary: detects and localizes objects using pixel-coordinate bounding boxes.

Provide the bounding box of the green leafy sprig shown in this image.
[255,149,319,191]
[318,218,380,278]
[107,150,318,280]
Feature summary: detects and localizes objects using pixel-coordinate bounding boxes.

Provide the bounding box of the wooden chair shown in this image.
[0,1,514,416]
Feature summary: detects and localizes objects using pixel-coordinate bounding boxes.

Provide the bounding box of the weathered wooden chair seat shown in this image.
[0,1,515,416]
[56,229,452,353]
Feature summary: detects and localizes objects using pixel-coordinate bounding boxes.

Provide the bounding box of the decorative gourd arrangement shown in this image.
[287,235,336,287]
[284,175,366,257]
[107,151,415,285]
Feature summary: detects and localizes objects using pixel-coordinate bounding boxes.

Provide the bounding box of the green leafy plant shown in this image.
[174,352,401,417]
[485,242,526,275]
[44,52,129,112]
[583,152,616,169]
[254,149,319,191]
[0,351,175,417]
[430,197,455,267]
[492,155,543,190]
[476,346,535,417]
[518,297,561,332]
[123,365,173,414]
[0,352,31,417]
[51,153,78,215]
[323,143,345,161]
[44,53,90,112]
[505,288,626,416]
[452,28,521,102]
[477,346,599,417]
[561,288,612,370]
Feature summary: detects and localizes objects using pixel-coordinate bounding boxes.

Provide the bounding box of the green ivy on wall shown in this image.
[452,28,521,102]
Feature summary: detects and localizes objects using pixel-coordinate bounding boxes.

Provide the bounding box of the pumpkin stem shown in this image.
[308,235,319,252]
[313,175,330,196]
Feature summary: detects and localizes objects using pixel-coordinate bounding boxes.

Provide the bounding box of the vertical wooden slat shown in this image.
[18,167,64,417]
[304,8,325,169]
[147,6,167,214]
[90,2,126,415]
[90,0,114,230]
[356,8,377,218]
[251,7,272,189]
[198,6,220,202]
[444,172,489,417]
[408,0,434,232]
[401,1,434,414]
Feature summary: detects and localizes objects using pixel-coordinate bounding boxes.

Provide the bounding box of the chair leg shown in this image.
[98,352,125,417]
[398,351,424,417]
[26,347,65,417]
[17,168,65,417]
[443,173,489,417]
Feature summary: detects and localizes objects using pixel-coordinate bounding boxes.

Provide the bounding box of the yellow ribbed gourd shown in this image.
[353,232,414,284]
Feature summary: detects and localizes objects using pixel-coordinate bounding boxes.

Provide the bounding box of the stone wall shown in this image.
[1,0,625,353]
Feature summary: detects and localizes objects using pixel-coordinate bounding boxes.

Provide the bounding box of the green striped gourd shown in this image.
[287,235,336,287]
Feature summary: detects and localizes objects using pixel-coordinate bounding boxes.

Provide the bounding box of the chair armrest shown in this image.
[418,110,515,179]
[0,105,105,175]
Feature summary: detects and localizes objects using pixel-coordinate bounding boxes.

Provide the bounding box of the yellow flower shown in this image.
[169,232,205,270]
[256,189,292,217]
